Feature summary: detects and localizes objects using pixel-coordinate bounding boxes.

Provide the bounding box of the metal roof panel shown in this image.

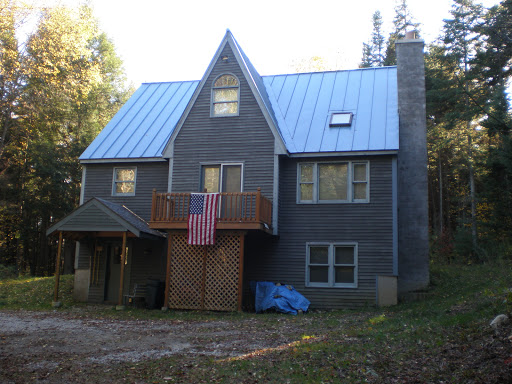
[80,64,398,160]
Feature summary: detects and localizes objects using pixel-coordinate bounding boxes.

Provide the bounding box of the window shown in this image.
[212,74,239,116]
[112,167,136,196]
[329,112,353,127]
[306,243,358,288]
[201,164,242,193]
[298,161,369,203]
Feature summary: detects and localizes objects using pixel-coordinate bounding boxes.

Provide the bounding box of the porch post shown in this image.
[117,231,128,309]
[162,232,173,311]
[52,231,63,308]
[237,232,246,311]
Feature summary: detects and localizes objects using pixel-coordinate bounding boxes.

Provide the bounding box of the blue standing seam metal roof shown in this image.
[79,67,398,161]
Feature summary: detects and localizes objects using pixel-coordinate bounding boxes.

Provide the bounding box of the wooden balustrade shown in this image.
[150,189,272,232]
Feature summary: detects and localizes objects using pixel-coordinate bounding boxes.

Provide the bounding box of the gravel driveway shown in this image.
[0,308,315,383]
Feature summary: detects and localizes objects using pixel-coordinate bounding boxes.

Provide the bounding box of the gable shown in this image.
[46,198,165,238]
[170,42,277,197]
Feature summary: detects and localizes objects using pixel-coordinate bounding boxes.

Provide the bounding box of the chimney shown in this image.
[395,33,429,295]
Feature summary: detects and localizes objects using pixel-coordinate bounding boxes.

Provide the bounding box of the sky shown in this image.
[81,0,500,87]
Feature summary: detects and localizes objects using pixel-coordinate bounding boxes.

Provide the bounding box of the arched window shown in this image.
[212,74,239,116]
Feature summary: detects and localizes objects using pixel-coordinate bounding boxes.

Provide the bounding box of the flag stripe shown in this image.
[188,193,219,245]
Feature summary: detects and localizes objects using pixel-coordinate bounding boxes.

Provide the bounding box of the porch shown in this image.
[149,188,273,233]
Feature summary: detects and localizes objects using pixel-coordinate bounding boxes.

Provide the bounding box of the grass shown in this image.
[0,274,75,309]
[1,262,512,382]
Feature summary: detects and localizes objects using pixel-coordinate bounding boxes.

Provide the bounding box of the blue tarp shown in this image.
[253,281,310,315]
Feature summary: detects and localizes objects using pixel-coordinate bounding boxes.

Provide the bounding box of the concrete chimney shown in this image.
[395,34,429,294]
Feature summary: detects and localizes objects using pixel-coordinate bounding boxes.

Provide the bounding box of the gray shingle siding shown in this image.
[172,44,275,198]
[244,155,395,309]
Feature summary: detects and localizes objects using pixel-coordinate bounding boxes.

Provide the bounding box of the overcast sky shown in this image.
[83,0,499,87]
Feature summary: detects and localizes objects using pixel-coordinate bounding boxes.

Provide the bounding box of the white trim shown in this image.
[80,157,166,164]
[289,150,397,158]
[297,161,370,204]
[167,158,173,193]
[79,166,86,205]
[112,167,137,196]
[272,154,279,235]
[305,242,358,288]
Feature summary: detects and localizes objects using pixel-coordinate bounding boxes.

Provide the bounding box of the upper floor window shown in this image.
[112,167,136,196]
[211,74,239,117]
[297,161,369,203]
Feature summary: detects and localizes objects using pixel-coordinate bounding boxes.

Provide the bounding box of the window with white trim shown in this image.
[306,243,358,288]
[112,167,136,196]
[211,74,239,116]
[298,161,369,203]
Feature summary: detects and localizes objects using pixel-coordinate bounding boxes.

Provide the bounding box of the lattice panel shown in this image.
[168,234,204,310]
[204,235,241,311]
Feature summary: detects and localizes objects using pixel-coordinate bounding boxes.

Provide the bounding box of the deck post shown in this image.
[52,231,63,308]
[151,189,157,221]
[255,187,261,223]
[116,231,127,310]
[162,232,173,311]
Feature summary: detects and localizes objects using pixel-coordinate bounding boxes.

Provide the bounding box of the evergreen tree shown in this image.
[360,10,385,67]
[383,0,421,66]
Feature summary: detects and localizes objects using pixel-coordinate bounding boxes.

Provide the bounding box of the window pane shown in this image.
[214,75,238,87]
[310,266,329,283]
[335,267,354,284]
[319,163,347,200]
[335,247,354,264]
[214,88,238,102]
[116,182,134,194]
[214,102,238,115]
[353,183,367,200]
[203,166,220,193]
[310,246,328,264]
[353,163,367,182]
[116,169,135,181]
[300,184,313,201]
[300,164,313,182]
[222,165,241,193]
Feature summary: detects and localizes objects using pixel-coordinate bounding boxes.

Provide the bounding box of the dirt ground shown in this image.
[2,308,511,383]
[0,308,318,383]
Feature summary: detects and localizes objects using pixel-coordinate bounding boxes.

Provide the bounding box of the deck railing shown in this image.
[150,188,272,229]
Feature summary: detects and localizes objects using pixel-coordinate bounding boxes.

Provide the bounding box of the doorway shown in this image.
[104,244,123,302]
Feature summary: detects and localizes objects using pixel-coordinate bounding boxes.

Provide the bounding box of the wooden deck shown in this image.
[149,188,272,233]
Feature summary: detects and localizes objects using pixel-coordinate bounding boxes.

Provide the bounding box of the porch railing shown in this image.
[150,188,272,229]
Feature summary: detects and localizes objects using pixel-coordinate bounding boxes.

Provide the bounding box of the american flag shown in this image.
[187,193,219,245]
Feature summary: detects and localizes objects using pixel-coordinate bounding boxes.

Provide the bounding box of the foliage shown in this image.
[0,2,132,275]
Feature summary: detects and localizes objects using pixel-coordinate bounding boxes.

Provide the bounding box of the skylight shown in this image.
[329,113,353,127]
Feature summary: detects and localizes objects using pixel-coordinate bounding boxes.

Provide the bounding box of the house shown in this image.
[47,30,429,311]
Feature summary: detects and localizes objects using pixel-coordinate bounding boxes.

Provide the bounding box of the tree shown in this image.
[360,10,386,68]
[0,3,132,275]
[383,0,421,66]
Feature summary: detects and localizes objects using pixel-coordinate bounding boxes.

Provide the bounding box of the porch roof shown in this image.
[46,198,166,240]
